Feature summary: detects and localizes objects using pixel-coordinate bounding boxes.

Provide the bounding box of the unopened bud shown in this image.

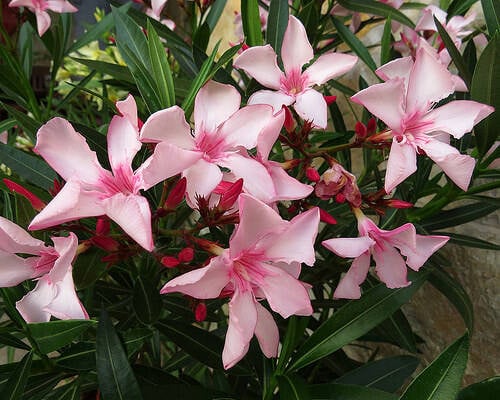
[355,121,367,139]
[367,117,377,134]
[3,179,45,211]
[324,95,337,105]
[335,193,346,203]
[165,177,187,209]
[178,247,194,263]
[96,218,110,236]
[195,302,207,322]
[306,167,320,182]
[218,178,243,210]
[283,106,295,133]
[319,208,337,224]
[386,199,413,209]
[91,236,120,252]
[161,256,180,268]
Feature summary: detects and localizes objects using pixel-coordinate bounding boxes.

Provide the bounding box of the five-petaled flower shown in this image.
[161,194,319,369]
[233,15,357,129]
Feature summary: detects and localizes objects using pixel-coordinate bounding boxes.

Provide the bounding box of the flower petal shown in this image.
[183,159,223,207]
[0,251,35,287]
[376,56,413,83]
[248,90,294,113]
[305,52,358,86]
[398,234,449,271]
[322,236,375,258]
[257,111,285,160]
[267,162,313,201]
[0,216,45,254]
[34,118,103,183]
[281,15,313,74]
[46,1,78,13]
[254,302,279,358]
[140,106,195,149]
[16,278,54,323]
[384,138,417,193]
[116,94,138,128]
[151,0,168,17]
[35,11,51,36]
[107,115,142,175]
[48,233,78,282]
[233,45,283,90]
[223,290,257,369]
[333,252,371,299]
[294,89,328,128]
[44,269,88,320]
[372,243,410,288]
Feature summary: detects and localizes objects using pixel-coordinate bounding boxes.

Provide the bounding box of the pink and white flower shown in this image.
[29,95,200,251]
[322,209,449,299]
[161,194,319,369]
[233,15,357,129]
[9,0,78,36]
[351,47,494,193]
[0,217,87,322]
[140,81,280,206]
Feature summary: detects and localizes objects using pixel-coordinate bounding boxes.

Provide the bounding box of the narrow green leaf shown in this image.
[457,376,500,400]
[0,333,31,351]
[113,8,150,70]
[147,21,175,108]
[0,351,33,400]
[1,103,41,141]
[22,372,66,399]
[338,0,415,28]
[427,265,474,331]
[29,320,96,354]
[96,310,143,400]
[289,272,428,370]
[0,143,56,190]
[133,276,161,325]
[298,1,320,45]
[420,202,498,231]
[73,249,108,290]
[277,316,309,372]
[55,70,98,112]
[400,333,469,400]
[371,310,418,353]
[380,17,393,65]
[278,374,311,400]
[435,231,500,250]
[335,356,420,392]
[266,0,289,55]
[72,58,134,82]
[0,118,17,133]
[56,342,96,371]
[18,22,34,79]
[309,383,398,400]
[331,16,377,72]
[434,17,472,87]
[205,0,228,31]
[471,33,499,158]
[447,0,479,17]
[481,0,500,35]
[241,0,264,46]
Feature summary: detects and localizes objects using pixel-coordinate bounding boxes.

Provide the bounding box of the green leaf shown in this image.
[427,265,474,331]
[56,342,96,371]
[72,58,134,82]
[18,22,34,79]
[471,33,499,158]
[205,0,228,31]
[380,17,393,65]
[29,320,96,354]
[434,17,472,87]
[147,21,175,108]
[0,351,33,400]
[457,376,500,400]
[447,0,479,16]
[0,118,17,133]
[266,0,289,55]
[241,0,263,46]
[331,16,377,72]
[338,0,415,28]
[277,316,309,372]
[435,231,500,250]
[278,374,311,400]
[481,0,500,36]
[371,310,418,353]
[0,333,31,351]
[335,356,420,392]
[400,333,469,400]
[0,143,56,190]
[133,276,161,325]
[73,249,108,289]
[309,383,398,400]
[420,202,498,231]
[96,309,143,400]
[1,103,41,141]
[298,1,320,45]
[289,272,428,371]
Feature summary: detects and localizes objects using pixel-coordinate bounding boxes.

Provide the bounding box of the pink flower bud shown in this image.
[3,179,45,211]
[194,302,207,322]
[165,177,187,209]
[306,167,320,182]
[367,117,377,134]
[218,178,243,210]
[161,256,180,268]
[386,199,414,209]
[178,247,194,263]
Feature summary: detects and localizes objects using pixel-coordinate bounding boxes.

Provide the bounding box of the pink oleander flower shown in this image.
[233,15,357,129]
[0,217,87,322]
[322,209,449,299]
[161,194,320,369]
[9,0,78,36]
[140,81,281,206]
[315,163,362,207]
[351,46,494,193]
[0,131,7,144]
[29,95,200,251]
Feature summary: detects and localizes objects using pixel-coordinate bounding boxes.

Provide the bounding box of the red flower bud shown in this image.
[324,95,337,105]
[96,218,110,236]
[355,121,367,139]
[91,236,119,252]
[161,256,180,268]
[178,247,194,263]
[218,178,243,210]
[367,117,377,134]
[306,167,320,182]
[165,177,187,209]
[386,199,414,209]
[319,208,337,224]
[195,302,207,322]
[335,193,346,203]
[3,179,45,211]
[283,105,295,133]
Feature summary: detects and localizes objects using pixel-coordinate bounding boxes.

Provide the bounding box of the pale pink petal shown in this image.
[254,302,279,358]
[151,0,168,17]
[16,278,55,323]
[372,243,410,288]
[35,118,103,184]
[257,111,285,160]
[351,79,405,132]
[272,261,301,279]
[48,233,78,282]
[116,94,138,128]
[102,194,153,251]
[9,0,35,7]
[0,251,35,287]
[0,216,45,254]
[333,252,371,299]
[183,159,223,207]
[233,45,283,90]
[230,194,287,257]
[377,222,416,251]
[259,263,312,318]
[418,138,475,191]
[138,143,202,190]
[419,100,494,139]
[46,1,78,13]
[29,181,104,230]
[223,290,257,369]
[376,56,413,84]
[107,115,141,174]
[260,207,319,266]
[161,255,230,298]
[406,47,455,115]
[305,52,358,86]
[294,89,328,129]
[398,234,449,271]
[218,104,275,149]
[415,5,446,31]
[281,15,314,74]
[44,270,88,320]
[140,106,195,149]
[322,236,375,258]
[384,138,417,193]
[219,153,276,203]
[267,162,313,201]
[452,75,468,92]
[248,90,294,113]
[35,11,51,36]
[194,81,240,134]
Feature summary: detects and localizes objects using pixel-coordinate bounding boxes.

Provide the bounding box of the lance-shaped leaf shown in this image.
[278,374,311,400]
[481,0,500,36]
[457,376,500,400]
[338,0,415,28]
[29,320,96,354]
[241,0,263,46]
[133,276,161,325]
[0,351,33,400]
[309,383,398,400]
[400,333,469,400]
[266,0,289,56]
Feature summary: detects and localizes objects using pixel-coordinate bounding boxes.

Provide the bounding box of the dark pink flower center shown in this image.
[195,130,227,161]
[280,69,308,96]
[32,248,59,276]
[98,165,140,198]
[32,0,48,11]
